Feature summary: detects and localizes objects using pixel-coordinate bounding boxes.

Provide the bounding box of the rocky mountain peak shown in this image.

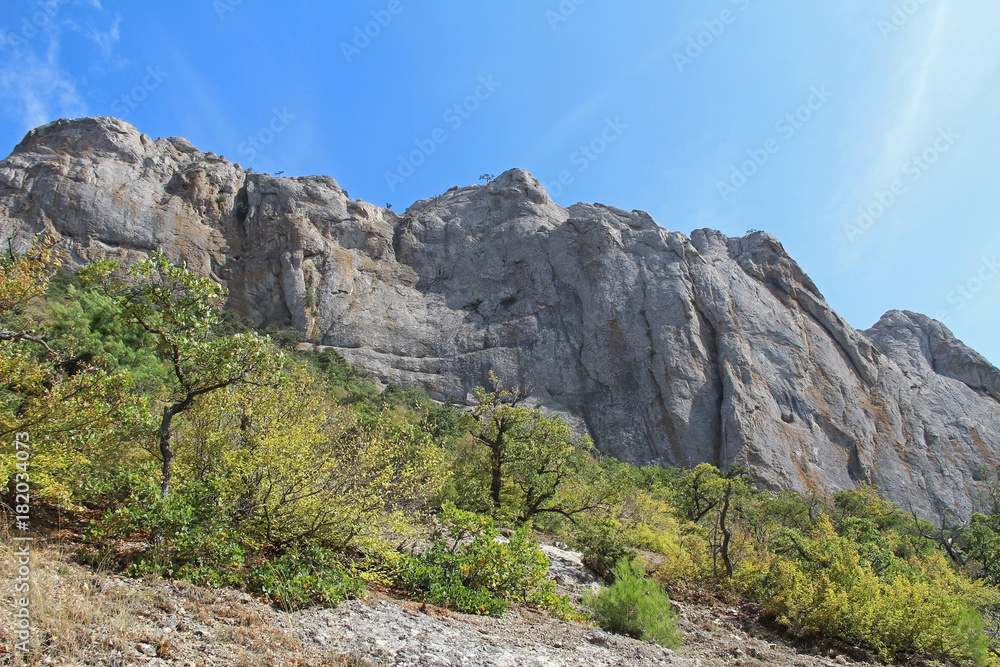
[868,310,1000,403]
[2,116,997,521]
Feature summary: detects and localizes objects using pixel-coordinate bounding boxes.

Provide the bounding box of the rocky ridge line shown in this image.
[2,116,999,521]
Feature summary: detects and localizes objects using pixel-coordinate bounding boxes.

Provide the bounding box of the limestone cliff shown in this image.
[2,116,998,520]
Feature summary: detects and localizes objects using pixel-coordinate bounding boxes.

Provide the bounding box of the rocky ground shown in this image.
[0,538,883,667]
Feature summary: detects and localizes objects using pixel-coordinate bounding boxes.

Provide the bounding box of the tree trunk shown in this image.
[159,404,181,497]
[719,482,734,578]
[490,444,503,508]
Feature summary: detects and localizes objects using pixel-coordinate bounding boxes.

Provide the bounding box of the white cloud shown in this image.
[866,1,951,186]
[0,47,88,131]
[0,0,124,132]
[86,13,120,59]
[858,0,1000,189]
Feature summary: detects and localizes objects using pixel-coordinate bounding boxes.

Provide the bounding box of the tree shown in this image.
[962,478,1000,587]
[176,366,446,549]
[466,373,610,524]
[0,237,60,357]
[1,239,141,500]
[470,374,530,510]
[80,251,282,496]
[666,463,756,579]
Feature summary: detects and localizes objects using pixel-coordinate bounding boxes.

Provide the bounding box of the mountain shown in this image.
[2,116,997,521]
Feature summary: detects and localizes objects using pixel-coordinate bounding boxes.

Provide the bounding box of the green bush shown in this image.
[248,547,366,610]
[574,518,636,581]
[585,558,682,648]
[80,476,247,587]
[400,503,573,616]
[80,476,366,608]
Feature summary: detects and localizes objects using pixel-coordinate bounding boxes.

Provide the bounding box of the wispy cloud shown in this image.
[85,13,121,59]
[0,0,121,131]
[866,0,951,186]
[0,32,87,131]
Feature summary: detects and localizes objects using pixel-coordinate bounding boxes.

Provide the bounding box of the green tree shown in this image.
[585,557,682,647]
[80,251,282,496]
[466,373,610,524]
[665,463,758,579]
[965,489,1000,587]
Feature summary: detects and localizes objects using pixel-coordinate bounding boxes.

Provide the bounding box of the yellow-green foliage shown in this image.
[740,515,991,664]
[0,241,149,501]
[5,247,1000,667]
[455,375,615,525]
[175,365,446,549]
[401,503,575,617]
[607,487,712,584]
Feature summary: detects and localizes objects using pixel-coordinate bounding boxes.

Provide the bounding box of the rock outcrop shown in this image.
[2,116,998,521]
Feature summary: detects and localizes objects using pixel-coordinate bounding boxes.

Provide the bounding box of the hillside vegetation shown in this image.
[4,240,1000,665]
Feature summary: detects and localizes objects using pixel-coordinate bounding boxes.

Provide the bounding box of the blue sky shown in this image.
[2,0,999,363]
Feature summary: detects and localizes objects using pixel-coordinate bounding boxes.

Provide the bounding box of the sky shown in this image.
[1,0,999,363]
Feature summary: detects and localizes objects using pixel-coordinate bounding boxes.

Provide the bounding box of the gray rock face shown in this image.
[2,116,998,521]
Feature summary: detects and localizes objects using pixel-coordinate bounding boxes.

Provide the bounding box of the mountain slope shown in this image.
[2,116,998,520]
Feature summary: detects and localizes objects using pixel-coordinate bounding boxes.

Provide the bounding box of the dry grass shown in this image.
[0,522,373,667]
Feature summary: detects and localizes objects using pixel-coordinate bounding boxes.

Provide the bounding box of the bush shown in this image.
[574,518,636,581]
[81,476,366,608]
[174,369,446,551]
[80,476,247,587]
[248,547,366,610]
[400,503,574,616]
[741,516,991,665]
[585,558,682,648]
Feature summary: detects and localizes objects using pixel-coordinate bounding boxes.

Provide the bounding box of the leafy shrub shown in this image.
[80,476,247,587]
[81,476,366,607]
[574,518,636,581]
[248,547,366,610]
[585,558,682,648]
[174,369,446,551]
[400,503,573,616]
[740,516,990,665]
[310,347,380,403]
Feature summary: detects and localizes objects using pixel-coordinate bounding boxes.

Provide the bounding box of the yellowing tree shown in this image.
[466,373,613,525]
[1,240,142,501]
[176,366,446,549]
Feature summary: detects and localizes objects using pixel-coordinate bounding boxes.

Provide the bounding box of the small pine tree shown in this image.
[585,558,682,648]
